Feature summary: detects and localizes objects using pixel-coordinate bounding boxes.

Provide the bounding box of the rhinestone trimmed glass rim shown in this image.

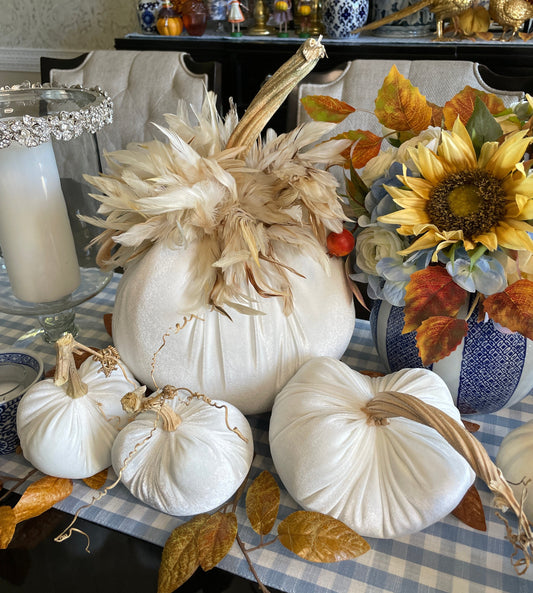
[0,82,113,149]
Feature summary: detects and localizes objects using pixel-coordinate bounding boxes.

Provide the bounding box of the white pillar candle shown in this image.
[0,140,81,303]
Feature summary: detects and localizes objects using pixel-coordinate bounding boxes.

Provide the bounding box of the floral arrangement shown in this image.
[303,66,533,365]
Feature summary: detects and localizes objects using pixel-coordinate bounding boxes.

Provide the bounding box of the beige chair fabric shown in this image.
[293,59,525,135]
[50,50,211,155]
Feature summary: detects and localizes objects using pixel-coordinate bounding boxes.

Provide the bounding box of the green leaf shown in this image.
[342,164,369,219]
[466,97,503,155]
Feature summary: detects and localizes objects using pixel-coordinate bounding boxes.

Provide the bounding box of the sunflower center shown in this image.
[427,169,506,239]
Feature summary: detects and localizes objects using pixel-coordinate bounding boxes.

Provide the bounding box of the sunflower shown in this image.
[378,119,533,260]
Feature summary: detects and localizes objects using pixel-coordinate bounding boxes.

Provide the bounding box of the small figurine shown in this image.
[227,0,246,36]
[297,0,312,37]
[267,0,293,37]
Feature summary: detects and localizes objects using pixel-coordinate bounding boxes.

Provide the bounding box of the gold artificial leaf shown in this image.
[300,95,356,123]
[13,476,73,524]
[82,468,108,490]
[277,511,370,563]
[0,505,17,549]
[246,471,280,536]
[198,512,238,572]
[157,514,210,593]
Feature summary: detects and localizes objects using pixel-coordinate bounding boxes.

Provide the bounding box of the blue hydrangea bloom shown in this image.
[446,252,507,295]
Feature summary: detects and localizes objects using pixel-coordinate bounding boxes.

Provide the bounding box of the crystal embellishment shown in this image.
[0,82,113,149]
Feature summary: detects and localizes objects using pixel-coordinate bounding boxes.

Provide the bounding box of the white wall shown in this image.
[0,0,139,83]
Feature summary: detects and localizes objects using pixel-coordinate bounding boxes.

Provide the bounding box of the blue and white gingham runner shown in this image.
[0,274,532,593]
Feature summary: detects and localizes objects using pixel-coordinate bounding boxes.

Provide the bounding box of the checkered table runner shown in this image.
[1,274,532,593]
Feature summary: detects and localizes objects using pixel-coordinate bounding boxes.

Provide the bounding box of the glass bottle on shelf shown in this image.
[182,0,209,35]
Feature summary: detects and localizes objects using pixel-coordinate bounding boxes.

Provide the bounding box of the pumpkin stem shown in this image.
[54,333,88,399]
[225,37,326,152]
[364,391,533,575]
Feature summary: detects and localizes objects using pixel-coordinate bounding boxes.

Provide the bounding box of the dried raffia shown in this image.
[363,391,533,574]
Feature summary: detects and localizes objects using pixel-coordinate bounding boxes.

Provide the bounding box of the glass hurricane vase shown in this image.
[0,82,114,344]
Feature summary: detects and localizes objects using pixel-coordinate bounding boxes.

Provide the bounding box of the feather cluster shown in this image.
[85,92,349,314]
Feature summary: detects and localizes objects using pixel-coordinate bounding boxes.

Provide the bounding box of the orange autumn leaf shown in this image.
[13,476,73,524]
[416,316,468,365]
[332,129,383,169]
[246,471,280,536]
[429,102,444,128]
[404,266,469,333]
[0,505,17,549]
[278,511,370,563]
[83,468,108,490]
[483,279,533,340]
[452,484,487,531]
[462,420,480,433]
[300,95,355,123]
[374,65,432,132]
[197,512,238,572]
[443,87,506,129]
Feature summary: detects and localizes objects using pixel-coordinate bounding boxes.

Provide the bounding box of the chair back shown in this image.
[42,50,221,155]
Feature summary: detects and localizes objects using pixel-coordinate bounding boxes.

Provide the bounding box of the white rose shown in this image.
[356,227,404,276]
[397,127,441,169]
[360,147,397,187]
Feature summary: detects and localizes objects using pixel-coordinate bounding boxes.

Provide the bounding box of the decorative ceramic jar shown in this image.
[322,0,369,38]
[369,0,434,37]
[137,1,162,33]
[370,299,533,415]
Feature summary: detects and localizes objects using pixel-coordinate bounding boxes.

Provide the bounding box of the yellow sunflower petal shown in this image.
[398,230,441,255]
[471,231,498,251]
[384,185,428,209]
[409,145,448,185]
[485,131,531,178]
[496,222,533,251]
[477,141,499,169]
[505,193,533,219]
[378,208,430,226]
[402,176,433,199]
[439,122,477,171]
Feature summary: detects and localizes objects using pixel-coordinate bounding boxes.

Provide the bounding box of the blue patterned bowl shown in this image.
[370,299,533,415]
[0,350,43,454]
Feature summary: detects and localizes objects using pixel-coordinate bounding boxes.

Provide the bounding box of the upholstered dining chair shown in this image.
[288,59,527,135]
[41,50,221,158]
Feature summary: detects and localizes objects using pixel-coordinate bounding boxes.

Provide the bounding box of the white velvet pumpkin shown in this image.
[17,355,140,479]
[269,357,475,539]
[112,242,355,415]
[496,420,533,520]
[111,395,254,516]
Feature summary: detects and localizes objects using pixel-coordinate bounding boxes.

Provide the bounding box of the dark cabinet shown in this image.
[115,32,533,133]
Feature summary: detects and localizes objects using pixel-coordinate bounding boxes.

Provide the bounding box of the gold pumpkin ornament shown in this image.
[156,0,183,35]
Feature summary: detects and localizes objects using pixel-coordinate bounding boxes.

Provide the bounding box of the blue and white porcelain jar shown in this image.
[369,0,434,37]
[322,0,369,38]
[370,298,533,415]
[137,1,162,33]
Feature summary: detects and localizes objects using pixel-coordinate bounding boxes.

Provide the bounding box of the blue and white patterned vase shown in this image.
[137,1,162,34]
[369,0,434,37]
[322,0,369,38]
[370,298,533,415]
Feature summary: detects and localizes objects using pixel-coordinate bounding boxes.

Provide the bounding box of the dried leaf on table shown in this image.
[416,316,469,365]
[483,279,533,340]
[82,468,108,490]
[0,505,17,549]
[462,420,480,433]
[301,95,355,123]
[198,511,238,572]
[519,32,533,42]
[158,513,210,593]
[404,266,468,333]
[443,86,505,130]
[277,510,370,563]
[103,313,113,338]
[374,65,432,132]
[12,476,73,524]
[452,484,487,531]
[246,471,280,536]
